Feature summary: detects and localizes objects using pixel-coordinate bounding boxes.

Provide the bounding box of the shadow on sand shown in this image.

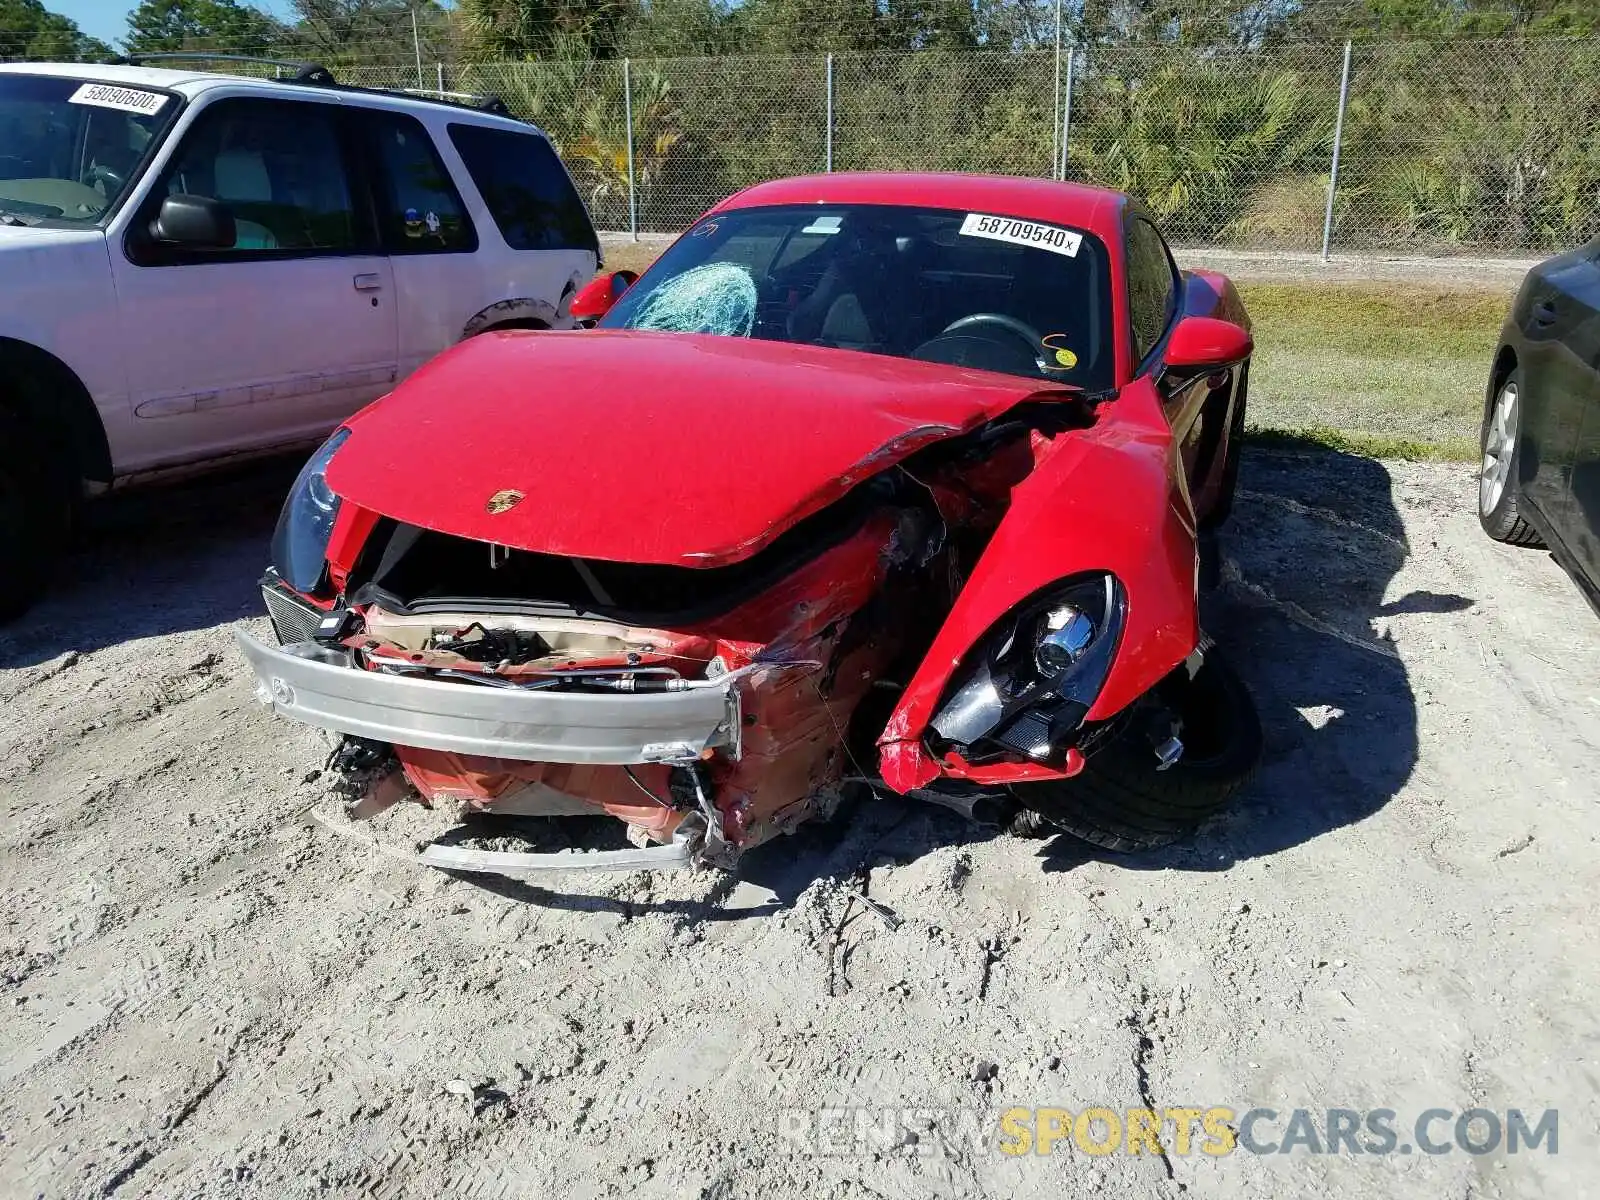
[0,454,308,670]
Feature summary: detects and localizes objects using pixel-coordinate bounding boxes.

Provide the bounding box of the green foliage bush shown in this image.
[465,35,1599,251]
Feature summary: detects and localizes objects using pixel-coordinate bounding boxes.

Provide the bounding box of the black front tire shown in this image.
[0,408,71,624]
[1478,368,1543,548]
[1012,639,1261,852]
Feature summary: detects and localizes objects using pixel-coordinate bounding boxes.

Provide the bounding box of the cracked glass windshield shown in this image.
[601,203,1116,390]
[0,75,176,226]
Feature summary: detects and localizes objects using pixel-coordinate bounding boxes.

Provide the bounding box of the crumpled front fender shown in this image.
[876,381,1200,792]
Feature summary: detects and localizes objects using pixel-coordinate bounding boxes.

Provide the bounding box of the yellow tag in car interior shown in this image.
[1042,333,1078,370]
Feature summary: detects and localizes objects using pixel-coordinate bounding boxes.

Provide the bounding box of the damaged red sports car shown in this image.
[236,173,1261,878]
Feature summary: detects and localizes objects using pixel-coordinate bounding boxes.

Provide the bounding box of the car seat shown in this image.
[787,224,911,350]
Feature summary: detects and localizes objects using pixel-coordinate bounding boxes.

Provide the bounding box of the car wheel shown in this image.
[1010,638,1261,852]
[0,408,70,624]
[1479,370,1544,547]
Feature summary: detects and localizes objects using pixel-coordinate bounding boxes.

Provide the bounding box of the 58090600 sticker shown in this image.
[959,213,1082,258]
[68,83,169,116]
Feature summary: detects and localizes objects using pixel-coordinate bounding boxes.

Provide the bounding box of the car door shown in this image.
[443,121,600,343]
[1513,245,1600,529]
[1126,215,1203,471]
[1556,238,1600,587]
[349,106,482,379]
[109,95,397,473]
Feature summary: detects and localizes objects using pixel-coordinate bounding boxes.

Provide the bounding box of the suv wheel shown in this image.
[0,408,71,623]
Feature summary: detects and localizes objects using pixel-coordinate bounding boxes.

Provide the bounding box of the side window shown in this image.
[359,111,474,253]
[1126,217,1178,363]
[447,123,597,254]
[137,97,358,258]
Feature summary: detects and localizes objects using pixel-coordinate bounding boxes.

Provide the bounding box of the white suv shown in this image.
[0,59,600,618]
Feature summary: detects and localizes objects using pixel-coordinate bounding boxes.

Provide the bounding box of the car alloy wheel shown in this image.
[1480,380,1518,517]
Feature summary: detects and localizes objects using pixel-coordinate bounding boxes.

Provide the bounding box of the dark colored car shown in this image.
[1480,236,1600,609]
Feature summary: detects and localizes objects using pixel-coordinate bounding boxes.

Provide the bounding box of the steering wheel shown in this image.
[939,313,1046,360]
[83,163,125,194]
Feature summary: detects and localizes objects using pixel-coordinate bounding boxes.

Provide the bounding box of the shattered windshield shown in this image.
[0,75,177,226]
[602,203,1115,389]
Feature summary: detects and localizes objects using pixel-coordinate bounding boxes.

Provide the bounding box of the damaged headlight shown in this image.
[270,427,351,595]
[930,573,1126,763]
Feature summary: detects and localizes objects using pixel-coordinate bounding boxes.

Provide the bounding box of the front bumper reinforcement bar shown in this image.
[235,630,740,764]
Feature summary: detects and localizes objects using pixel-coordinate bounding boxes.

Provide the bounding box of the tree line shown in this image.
[3,0,1598,66]
[2,0,1596,253]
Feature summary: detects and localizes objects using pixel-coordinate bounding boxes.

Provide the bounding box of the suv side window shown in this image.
[447,123,597,254]
[132,97,359,261]
[358,110,475,253]
[1126,216,1179,364]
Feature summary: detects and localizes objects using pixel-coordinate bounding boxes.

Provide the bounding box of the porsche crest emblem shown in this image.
[485,488,525,514]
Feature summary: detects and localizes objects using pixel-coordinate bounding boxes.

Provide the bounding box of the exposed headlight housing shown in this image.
[1035,604,1097,674]
[270,428,351,595]
[930,573,1126,764]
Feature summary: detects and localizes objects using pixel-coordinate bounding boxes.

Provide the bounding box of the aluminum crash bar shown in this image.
[234,630,741,764]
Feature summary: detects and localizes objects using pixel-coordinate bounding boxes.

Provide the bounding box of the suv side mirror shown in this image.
[1163,316,1253,371]
[571,270,638,324]
[150,194,236,249]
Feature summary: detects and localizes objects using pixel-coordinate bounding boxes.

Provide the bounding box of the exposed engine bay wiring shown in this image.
[359,644,824,693]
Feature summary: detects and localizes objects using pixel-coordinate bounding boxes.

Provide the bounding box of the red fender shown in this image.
[876,377,1200,792]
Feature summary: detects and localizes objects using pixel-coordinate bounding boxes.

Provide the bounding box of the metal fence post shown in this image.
[1051,0,1062,179]
[1322,40,1352,262]
[825,54,834,172]
[411,9,424,91]
[1057,47,1076,180]
[623,59,638,241]
[436,62,444,95]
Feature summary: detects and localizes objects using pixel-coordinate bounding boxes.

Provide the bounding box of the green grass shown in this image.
[600,241,667,276]
[1244,424,1478,463]
[1239,281,1511,461]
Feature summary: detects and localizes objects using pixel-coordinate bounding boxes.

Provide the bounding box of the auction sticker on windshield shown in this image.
[68,83,168,116]
[959,213,1082,258]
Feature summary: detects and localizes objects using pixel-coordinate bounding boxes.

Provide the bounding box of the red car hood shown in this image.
[328,330,1056,566]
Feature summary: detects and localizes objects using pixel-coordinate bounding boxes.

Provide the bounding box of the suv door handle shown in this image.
[353,273,384,292]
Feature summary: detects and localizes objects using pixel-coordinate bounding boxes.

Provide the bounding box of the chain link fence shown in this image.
[441,38,1599,254]
[6,36,1598,253]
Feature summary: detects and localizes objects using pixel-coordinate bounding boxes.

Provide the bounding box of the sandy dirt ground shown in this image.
[2,446,1598,1200]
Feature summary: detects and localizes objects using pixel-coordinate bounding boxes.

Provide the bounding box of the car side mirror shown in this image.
[150,194,236,249]
[571,270,638,324]
[1163,316,1253,373]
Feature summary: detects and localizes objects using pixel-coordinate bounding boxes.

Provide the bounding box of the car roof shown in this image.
[0,61,214,92]
[0,61,534,131]
[716,173,1129,242]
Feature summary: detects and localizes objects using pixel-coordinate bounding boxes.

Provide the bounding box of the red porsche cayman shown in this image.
[236,172,1261,877]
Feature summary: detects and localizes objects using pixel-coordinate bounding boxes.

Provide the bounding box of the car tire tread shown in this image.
[1479,367,1545,549]
[0,407,70,624]
[1011,639,1261,853]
